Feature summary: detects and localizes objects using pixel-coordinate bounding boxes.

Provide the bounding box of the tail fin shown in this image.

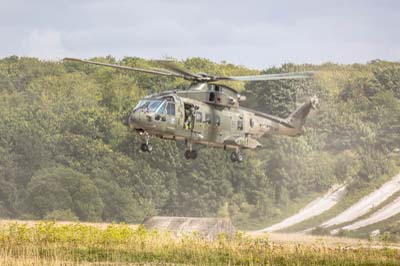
[286,95,318,129]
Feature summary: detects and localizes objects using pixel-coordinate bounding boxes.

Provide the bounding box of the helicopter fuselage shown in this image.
[128,83,315,151]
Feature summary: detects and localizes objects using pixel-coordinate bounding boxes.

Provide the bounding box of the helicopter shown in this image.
[64,58,318,162]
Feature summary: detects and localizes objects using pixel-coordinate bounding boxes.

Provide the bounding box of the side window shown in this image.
[205,114,211,124]
[237,118,243,130]
[167,103,175,116]
[209,92,215,102]
[215,115,220,126]
[196,112,202,122]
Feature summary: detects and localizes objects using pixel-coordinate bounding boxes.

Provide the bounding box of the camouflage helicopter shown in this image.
[64,58,318,162]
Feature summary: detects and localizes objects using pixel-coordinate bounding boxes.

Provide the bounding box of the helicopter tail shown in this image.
[286,95,318,130]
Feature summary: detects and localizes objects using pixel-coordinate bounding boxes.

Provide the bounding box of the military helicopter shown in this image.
[64,58,318,162]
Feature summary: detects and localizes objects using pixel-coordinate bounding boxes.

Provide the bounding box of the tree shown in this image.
[27,167,104,221]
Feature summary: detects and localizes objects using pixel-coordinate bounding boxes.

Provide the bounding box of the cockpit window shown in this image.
[134,98,173,113]
[156,101,166,114]
[133,100,148,111]
[167,102,175,116]
[147,100,163,112]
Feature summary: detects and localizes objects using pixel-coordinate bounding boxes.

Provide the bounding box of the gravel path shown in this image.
[256,184,347,233]
[319,173,400,228]
[331,196,400,234]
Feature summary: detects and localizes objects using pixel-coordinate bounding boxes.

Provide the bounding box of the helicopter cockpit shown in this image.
[129,97,176,130]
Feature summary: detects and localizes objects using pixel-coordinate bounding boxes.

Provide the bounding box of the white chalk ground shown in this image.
[256,184,347,233]
[319,173,400,229]
[331,196,400,234]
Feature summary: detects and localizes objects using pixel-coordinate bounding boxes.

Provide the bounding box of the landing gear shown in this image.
[140,143,153,152]
[230,149,243,163]
[140,132,152,153]
[184,140,198,160]
[184,150,198,160]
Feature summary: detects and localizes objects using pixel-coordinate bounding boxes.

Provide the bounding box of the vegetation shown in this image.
[0,56,399,230]
[0,222,399,266]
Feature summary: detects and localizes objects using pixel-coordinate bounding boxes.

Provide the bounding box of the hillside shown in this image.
[0,56,399,231]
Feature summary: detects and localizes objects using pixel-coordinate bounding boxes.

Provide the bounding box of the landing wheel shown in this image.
[230,151,243,163]
[146,143,153,152]
[140,143,152,153]
[236,152,243,162]
[184,150,192,160]
[184,150,198,160]
[190,150,198,160]
[230,152,237,162]
[140,132,152,153]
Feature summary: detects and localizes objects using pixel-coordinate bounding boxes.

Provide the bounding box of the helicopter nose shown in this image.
[128,110,141,127]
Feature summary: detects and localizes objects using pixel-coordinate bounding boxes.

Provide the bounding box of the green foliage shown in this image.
[27,167,103,221]
[0,56,398,229]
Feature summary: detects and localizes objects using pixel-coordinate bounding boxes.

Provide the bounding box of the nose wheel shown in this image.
[230,149,244,163]
[184,140,198,160]
[184,150,198,160]
[140,143,153,152]
[140,132,152,153]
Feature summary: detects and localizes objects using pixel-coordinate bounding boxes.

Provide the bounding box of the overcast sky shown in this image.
[0,0,399,69]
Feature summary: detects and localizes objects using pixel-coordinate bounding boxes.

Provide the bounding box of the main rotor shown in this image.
[63,58,315,84]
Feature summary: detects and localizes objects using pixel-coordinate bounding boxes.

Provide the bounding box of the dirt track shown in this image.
[320,173,400,228]
[332,196,400,233]
[256,184,347,233]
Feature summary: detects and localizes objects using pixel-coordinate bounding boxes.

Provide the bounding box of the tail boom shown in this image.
[285,95,318,134]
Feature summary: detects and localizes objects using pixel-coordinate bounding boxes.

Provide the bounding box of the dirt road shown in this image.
[256,184,347,233]
[332,196,400,233]
[320,173,400,228]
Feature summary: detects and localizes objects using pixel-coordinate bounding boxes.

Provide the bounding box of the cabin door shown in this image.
[164,102,177,133]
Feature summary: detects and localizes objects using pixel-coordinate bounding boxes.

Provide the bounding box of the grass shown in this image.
[0,221,399,265]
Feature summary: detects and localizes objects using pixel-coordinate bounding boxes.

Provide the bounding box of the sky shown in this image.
[0,0,399,69]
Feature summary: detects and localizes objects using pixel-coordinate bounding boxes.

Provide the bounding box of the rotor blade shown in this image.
[221,71,316,81]
[154,60,202,79]
[63,58,184,78]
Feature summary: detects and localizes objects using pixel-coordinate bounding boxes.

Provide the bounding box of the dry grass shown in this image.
[0,254,181,266]
[0,220,399,265]
[249,231,400,249]
[0,219,139,230]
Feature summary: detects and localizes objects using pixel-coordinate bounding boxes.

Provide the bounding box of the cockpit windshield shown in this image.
[133,100,148,111]
[133,100,163,112]
[155,101,166,114]
[148,100,163,112]
[133,97,175,114]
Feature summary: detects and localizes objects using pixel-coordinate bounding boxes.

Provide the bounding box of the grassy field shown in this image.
[0,220,399,266]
